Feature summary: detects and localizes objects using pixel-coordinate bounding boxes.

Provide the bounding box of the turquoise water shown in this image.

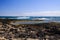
[0,16,60,21]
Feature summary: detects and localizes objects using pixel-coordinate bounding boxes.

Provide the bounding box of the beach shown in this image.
[0,18,60,40]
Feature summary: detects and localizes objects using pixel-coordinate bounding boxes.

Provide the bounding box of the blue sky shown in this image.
[0,0,60,16]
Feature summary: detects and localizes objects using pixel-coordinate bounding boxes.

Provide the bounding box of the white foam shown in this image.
[32,18,50,20]
[17,16,30,19]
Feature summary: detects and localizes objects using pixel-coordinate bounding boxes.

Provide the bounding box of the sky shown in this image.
[0,0,60,16]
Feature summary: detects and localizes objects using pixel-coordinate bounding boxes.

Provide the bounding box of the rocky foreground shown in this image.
[0,20,60,40]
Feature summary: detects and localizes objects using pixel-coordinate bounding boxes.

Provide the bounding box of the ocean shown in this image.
[0,16,60,21]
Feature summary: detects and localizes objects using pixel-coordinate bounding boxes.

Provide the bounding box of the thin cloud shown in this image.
[22,11,60,16]
[1,11,60,16]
